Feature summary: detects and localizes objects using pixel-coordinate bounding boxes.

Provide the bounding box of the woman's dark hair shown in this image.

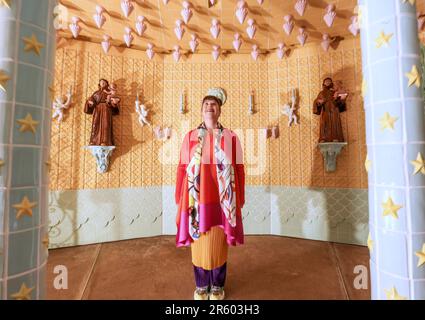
[202,95,222,107]
[98,79,109,90]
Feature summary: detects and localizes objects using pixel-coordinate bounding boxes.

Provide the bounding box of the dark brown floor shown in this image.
[46,235,371,300]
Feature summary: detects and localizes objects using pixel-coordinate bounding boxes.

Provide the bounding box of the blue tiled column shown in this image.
[359,0,425,300]
[0,0,56,300]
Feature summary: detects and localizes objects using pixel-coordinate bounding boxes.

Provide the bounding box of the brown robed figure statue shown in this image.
[84,79,120,146]
[313,77,347,143]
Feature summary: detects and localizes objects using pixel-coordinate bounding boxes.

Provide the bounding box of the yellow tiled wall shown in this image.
[50,38,367,191]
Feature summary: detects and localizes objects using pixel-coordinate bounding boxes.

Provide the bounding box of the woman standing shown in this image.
[175,88,245,300]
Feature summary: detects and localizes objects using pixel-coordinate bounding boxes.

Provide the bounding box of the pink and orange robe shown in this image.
[175,128,245,270]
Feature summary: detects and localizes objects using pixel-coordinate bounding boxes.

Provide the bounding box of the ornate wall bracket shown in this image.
[318,142,347,172]
[84,146,116,173]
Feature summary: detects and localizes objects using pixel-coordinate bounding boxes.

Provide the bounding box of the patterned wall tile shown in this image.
[50,39,366,191]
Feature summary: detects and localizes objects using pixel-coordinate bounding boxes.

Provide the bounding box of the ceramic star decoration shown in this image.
[22,34,44,56]
[12,196,37,220]
[379,112,398,131]
[405,65,421,88]
[367,233,373,253]
[375,31,393,48]
[381,197,402,219]
[411,152,425,175]
[415,244,425,267]
[10,283,35,300]
[364,155,371,173]
[42,234,50,249]
[384,287,407,300]
[17,113,39,134]
[0,69,10,92]
[361,78,367,98]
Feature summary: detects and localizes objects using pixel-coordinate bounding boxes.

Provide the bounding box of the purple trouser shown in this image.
[193,263,227,288]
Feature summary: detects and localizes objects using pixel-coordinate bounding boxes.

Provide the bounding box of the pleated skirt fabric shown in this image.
[191,226,228,270]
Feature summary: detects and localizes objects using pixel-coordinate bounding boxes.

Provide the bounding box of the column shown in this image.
[359,0,425,299]
[0,0,56,299]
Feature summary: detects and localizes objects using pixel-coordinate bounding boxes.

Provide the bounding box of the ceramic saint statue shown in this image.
[84,79,120,146]
[313,78,347,143]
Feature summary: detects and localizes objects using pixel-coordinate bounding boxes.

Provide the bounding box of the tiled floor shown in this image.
[46,235,371,300]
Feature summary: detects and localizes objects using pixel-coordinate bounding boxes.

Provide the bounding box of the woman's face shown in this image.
[202,99,221,122]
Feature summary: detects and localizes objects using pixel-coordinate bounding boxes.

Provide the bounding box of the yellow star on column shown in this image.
[402,0,416,5]
[12,196,37,220]
[22,34,44,56]
[10,283,34,300]
[411,152,425,175]
[415,244,425,267]
[405,65,421,88]
[367,233,373,253]
[16,113,39,134]
[375,31,393,48]
[385,286,407,300]
[0,69,10,92]
[361,78,367,98]
[42,234,50,249]
[382,196,402,219]
[0,0,11,9]
[379,112,398,131]
[0,159,4,169]
[365,155,372,173]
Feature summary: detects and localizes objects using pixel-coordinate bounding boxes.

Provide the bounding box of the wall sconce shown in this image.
[249,90,255,114]
[265,126,279,139]
[180,91,186,114]
[154,126,172,141]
